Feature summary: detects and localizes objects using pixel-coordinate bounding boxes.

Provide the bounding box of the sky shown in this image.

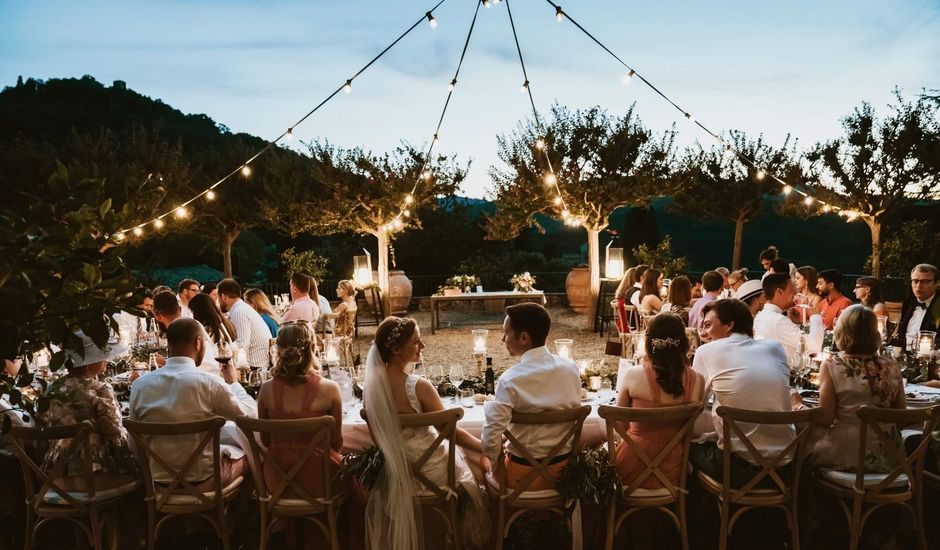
[1,0,939,198]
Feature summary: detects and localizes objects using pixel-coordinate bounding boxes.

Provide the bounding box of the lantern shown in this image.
[472,329,489,355]
[605,234,624,279]
[555,338,573,359]
[353,249,373,287]
[324,337,341,364]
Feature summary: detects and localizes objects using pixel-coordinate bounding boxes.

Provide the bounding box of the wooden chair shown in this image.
[485,405,592,550]
[622,303,640,332]
[124,416,244,550]
[361,407,466,549]
[321,308,358,366]
[885,301,903,324]
[598,402,704,550]
[8,421,140,550]
[235,416,343,550]
[814,405,940,550]
[697,405,823,550]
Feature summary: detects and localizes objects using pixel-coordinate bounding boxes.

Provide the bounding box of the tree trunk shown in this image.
[376,230,390,315]
[732,215,745,270]
[222,230,238,279]
[867,218,881,278]
[586,228,601,326]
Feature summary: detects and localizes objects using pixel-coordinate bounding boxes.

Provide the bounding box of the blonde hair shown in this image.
[244,288,281,324]
[271,323,317,384]
[834,304,880,355]
[337,279,356,299]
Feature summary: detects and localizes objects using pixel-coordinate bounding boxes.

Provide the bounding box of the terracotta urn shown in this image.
[565,265,591,313]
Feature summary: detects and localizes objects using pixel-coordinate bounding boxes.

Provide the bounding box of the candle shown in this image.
[326,348,339,362]
[918,331,936,356]
[555,339,573,359]
[577,359,591,375]
[472,329,488,355]
[354,268,371,286]
[633,332,647,359]
[589,376,602,391]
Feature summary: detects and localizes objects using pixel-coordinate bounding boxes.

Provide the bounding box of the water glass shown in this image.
[449,364,465,404]
[459,389,475,408]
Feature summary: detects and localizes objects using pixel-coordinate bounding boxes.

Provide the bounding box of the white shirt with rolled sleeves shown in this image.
[225,298,272,368]
[480,346,582,464]
[691,333,795,463]
[128,356,257,482]
[754,303,824,363]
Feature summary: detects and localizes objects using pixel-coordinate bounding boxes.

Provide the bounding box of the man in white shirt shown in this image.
[151,290,219,375]
[217,279,272,368]
[114,288,155,342]
[129,318,256,485]
[754,273,824,363]
[176,279,200,318]
[692,299,796,487]
[282,273,321,324]
[480,303,581,488]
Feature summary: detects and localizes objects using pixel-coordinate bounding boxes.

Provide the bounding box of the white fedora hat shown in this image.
[66,331,128,368]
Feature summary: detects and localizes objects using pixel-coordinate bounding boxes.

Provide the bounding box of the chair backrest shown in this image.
[499,405,591,503]
[235,415,336,506]
[360,407,464,500]
[715,406,823,499]
[854,405,940,496]
[9,421,97,511]
[123,416,226,511]
[598,402,704,499]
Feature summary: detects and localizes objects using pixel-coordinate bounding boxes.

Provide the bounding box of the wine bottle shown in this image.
[484,357,495,395]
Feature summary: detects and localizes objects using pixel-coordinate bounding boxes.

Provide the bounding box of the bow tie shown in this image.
[916,302,928,310]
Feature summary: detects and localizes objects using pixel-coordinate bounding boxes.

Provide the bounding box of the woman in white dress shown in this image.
[363,316,489,550]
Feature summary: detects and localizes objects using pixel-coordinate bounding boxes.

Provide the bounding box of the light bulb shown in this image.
[556,6,564,22]
[343,79,352,94]
[432,134,439,146]
[553,196,562,206]
[421,170,431,181]
[393,218,404,230]
[448,79,456,92]
[482,0,490,7]
[154,218,165,229]
[561,209,570,219]
[241,165,252,177]
[206,190,216,201]
[756,170,766,180]
[803,196,814,206]
[114,232,125,242]
[427,12,437,28]
[782,185,792,195]
[685,112,694,122]
[623,70,636,83]
[286,127,293,140]
[174,206,189,219]
[544,173,557,186]
[822,204,832,213]
[535,138,545,150]
[405,194,415,204]
[520,80,529,93]
[402,209,411,217]
[133,227,144,237]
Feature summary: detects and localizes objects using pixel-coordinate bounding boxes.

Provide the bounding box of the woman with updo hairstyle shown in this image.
[614,312,704,488]
[256,322,343,500]
[362,316,489,549]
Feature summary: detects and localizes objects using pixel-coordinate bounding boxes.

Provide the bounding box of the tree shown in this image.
[633,235,689,278]
[265,142,466,307]
[870,220,940,277]
[786,94,940,277]
[669,131,804,269]
[486,104,676,320]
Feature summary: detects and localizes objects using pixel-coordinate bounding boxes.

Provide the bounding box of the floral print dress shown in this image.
[41,376,138,475]
[809,354,903,472]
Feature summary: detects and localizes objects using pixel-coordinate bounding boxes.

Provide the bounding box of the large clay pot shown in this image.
[387,270,413,314]
[566,265,591,313]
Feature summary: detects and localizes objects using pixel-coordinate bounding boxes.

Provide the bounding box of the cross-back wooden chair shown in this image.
[598,402,704,550]
[486,405,591,550]
[697,405,822,550]
[123,416,243,550]
[9,421,140,550]
[361,407,465,549]
[815,404,940,550]
[235,415,342,550]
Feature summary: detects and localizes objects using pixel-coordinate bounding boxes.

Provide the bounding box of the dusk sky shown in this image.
[2,0,938,197]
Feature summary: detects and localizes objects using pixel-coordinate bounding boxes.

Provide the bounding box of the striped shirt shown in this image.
[225,299,271,368]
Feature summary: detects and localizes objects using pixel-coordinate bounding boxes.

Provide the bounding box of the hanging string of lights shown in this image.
[503,0,578,227]
[115,0,450,241]
[545,0,859,220]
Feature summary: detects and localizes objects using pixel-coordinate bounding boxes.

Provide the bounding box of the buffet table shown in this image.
[429,290,547,334]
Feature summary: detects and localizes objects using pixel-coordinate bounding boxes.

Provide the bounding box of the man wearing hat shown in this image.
[754,273,824,363]
[734,279,765,316]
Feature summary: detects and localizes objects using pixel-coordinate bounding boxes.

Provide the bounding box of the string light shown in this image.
[205,190,216,201]
[803,196,814,206]
[133,227,144,237]
[114,232,125,242]
[402,209,411,217]
[544,173,557,186]
[822,204,832,213]
[535,138,545,150]
[393,218,404,230]
[782,185,792,195]
[285,127,293,140]
[432,133,440,146]
[483,0,490,7]
[421,170,432,181]
[426,12,437,28]
[555,6,564,22]
[404,193,415,204]
[241,165,252,177]
[174,206,189,219]
[154,218,165,229]
[448,79,457,92]
[756,170,766,180]
[520,80,529,93]
[561,209,570,219]
[343,79,352,94]
[553,196,562,206]
[685,112,695,122]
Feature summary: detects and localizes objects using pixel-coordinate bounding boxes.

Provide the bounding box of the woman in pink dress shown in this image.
[614,313,704,487]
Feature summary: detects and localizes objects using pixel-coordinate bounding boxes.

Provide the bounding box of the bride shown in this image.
[364,316,489,550]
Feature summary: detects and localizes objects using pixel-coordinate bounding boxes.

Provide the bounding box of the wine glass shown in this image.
[449,364,465,405]
[427,365,444,392]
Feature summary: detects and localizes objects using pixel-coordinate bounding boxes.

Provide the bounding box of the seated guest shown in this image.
[854,276,887,317]
[795,266,823,310]
[257,322,343,497]
[202,282,220,305]
[41,333,138,486]
[480,303,581,489]
[629,265,651,309]
[728,268,748,293]
[332,280,359,338]
[890,263,940,352]
[114,288,154,341]
[638,268,664,316]
[796,305,905,471]
[218,279,272,369]
[691,299,795,487]
[614,267,638,333]
[770,259,790,276]
[310,277,335,335]
[816,269,853,330]
[734,279,765,316]
[660,275,693,325]
[244,288,281,337]
[614,313,704,488]
[282,273,321,324]
[759,246,780,279]
[688,270,724,330]
[754,273,824,362]
[715,267,732,298]
[152,290,219,375]
[176,278,200,318]
[129,318,256,488]
[690,275,703,300]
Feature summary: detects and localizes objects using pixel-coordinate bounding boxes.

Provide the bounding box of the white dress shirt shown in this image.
[692,333,795,463]
[754,303,824,363]
[906,294,936,350]
[177,295,193,319]
[226,299,272,368]
[129,356,257,482]
[198,324,220,377]
[480,346,582,463]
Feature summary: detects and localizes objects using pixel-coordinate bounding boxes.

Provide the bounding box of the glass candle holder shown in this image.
[918,331,936,356]
[633,332,647,359]
[555,339,573,359]
[472,329,489,355]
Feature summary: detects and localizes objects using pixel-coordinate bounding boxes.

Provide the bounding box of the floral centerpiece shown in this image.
[509,272,536,292]
[436,274,480,295]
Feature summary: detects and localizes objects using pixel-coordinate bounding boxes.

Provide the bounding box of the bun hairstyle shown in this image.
[337,279,356,299]
[272,323,316,384]
[374,317,418,363]
[759,246,779,262]
[644,313,689,397]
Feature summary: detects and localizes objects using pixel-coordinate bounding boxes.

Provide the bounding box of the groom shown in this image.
[480,303,582,489]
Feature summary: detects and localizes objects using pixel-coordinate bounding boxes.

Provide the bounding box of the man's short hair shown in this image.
[912,264,938,282]
[166,318,202,350]
[762,273,792,300]
[715,267,729,277]
[701,298,754,337]
[702,271,724,293]
[152,290,181,316]
[217,278,242,299]
[177,278,200,295]
[290,273,311,294]
[505,302,551,347]
[818,269,842,287]
[770,259,789,274]
[633,265,650,284]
